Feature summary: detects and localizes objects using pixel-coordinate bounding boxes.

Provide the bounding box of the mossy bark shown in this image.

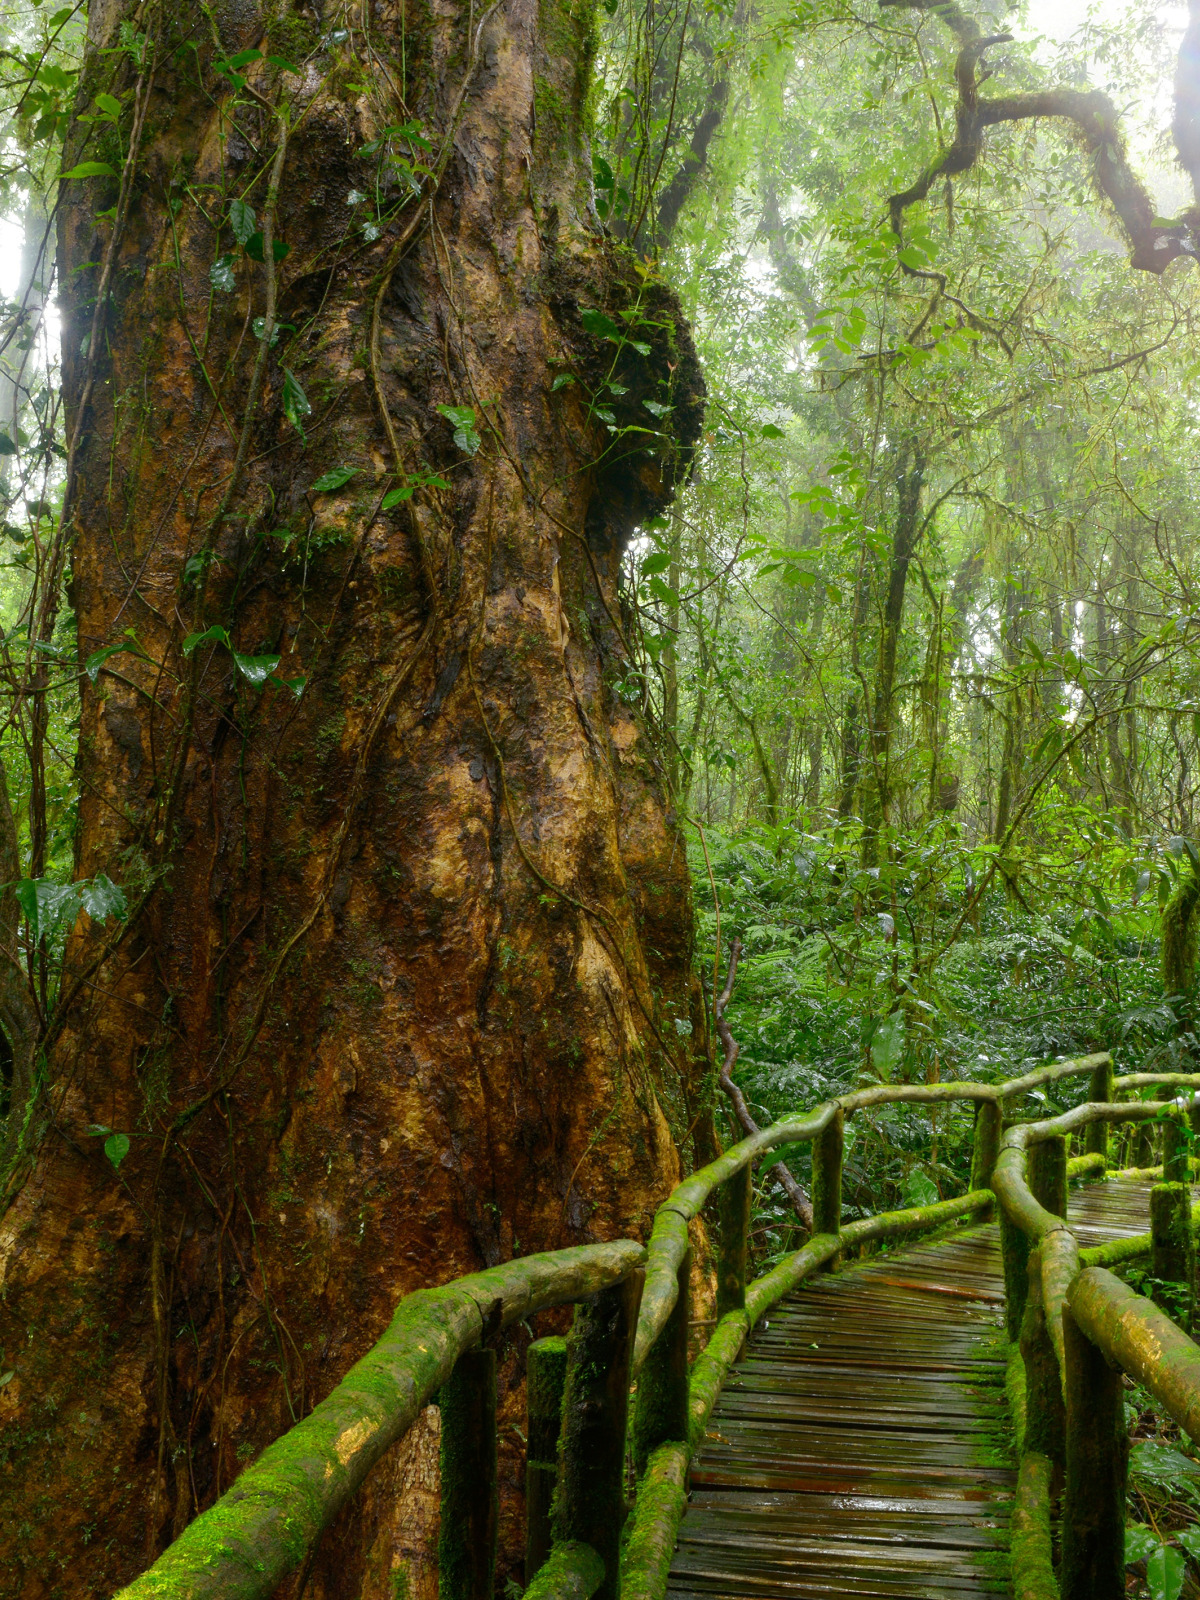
[1018,1249,1064,1472]
[716,1165,752,1316]
[811,1107,844,1270]
[1162,864,1200,999]
[1028,1136,1068,1222]
[1085,1058,1114,1157]
[971,1101,1002,1190]
[438,1347,497,1600]
[526,1337,569,1583]
[1164,1117,1190,1183]
[1070,1265,1200,1445]
[0,0,708,1589]
[521,1542,604,1600]
[553,1272,644,1600]
[1061,1303,1126,1600]
[1151,1182,1194,1324]
[632,1247,690,1475]
[1011,1452,1059,1600]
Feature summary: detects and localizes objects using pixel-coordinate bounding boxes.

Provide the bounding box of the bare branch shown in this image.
[713,937,814,1231]
[882,1,1200,274]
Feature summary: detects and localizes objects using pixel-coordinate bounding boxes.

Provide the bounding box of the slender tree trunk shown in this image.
[0,4,707,1596]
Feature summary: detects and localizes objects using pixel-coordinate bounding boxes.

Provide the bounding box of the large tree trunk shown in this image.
[0,3,707,1595]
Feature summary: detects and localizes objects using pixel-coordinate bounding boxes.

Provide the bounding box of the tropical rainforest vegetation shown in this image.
[1,0,1200,1591]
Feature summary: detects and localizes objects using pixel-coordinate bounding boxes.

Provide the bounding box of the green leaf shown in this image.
[229,197,256,245]
[436,404,480,455]
[871,1011,905,1080]
[94,92,122,119]
[382,486,413,507]
[641,552,672,576]
[643,399,672,418]
[209,254,236,293]
[59,161,118,180]
[85,632,144,682]
[15,878,82,945]
[903,1169,938,1207]
[80,874,127,923]
[244,232,290,264]
[551,374,575,391]
[311,467,358,492]
[1127,1525,1160,1566]
[282,369,311,438]
[760,422,786,439]
[1147,1544,1185,1600]
[898,245,929,270]
[267,54,302,73]
[232,652,281,688]
[0,434,17,457]
[0,1371,13,1388]
[1130,1441,1200,1486]
[182,624,230,655]
[580,307,623,340]
[103,1132,130,1169]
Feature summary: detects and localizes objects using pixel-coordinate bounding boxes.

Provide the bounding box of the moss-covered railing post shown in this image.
[438,1346,498,1600]
[632,1247,690,1476]
[526,1336,568,1583]
[1004,1133,1067,1339]
[1061,1301,1127,1600]
[553,1269,645,1600]
[970,1100,1001,1191]
[1085,1057,1114,1158]
[717,1164,752,1316]
[1151,1114,1194,1327]
[811,1106,844,1271]
[1019,1246,1064,1474]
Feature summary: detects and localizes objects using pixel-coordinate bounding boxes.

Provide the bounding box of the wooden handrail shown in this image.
[115,1048,1114,1600]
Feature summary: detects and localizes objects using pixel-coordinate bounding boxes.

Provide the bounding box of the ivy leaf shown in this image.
[282,369,311,439]
[229,198,256,245]
[209,254,236,293]
[436,404,480,455]
[103,1132,130,1169]
[1147,1545,1185,1600]
[311,467,358,492]
[182,624,230,655]
[59,161,118,180]
[580,307,622,341]
[233,653,281,687]
[80,874,127,923]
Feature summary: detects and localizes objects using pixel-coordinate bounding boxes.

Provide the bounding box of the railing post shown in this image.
[1151,1179,1194,1327]
[1164,1112,1189,1183]
[438,1346,498,1600]
[811,1107,844,1271]
[717,1164,752,1316]
[1084,1058,1114,1158]
[1004,1134,1067,1340]
[553,1269,645,1600]
[632,1247,690,1476]
[970,1101,1001,1191]
[525,1336,568,1583]
[1019,1247,1064,1473]
[1061,1303,1127,1600]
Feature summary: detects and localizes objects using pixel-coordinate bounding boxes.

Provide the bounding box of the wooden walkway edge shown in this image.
[667,1180,1155,1600]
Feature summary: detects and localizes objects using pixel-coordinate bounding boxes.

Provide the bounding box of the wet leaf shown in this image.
[311,467,358,493]
[103,1132,130,1169]
[228,197,256,245]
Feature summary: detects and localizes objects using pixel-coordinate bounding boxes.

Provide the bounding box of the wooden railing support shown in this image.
[716,1163,752,1317]
[1085,1057,1114,1157]
[1151,1181,1194,1327]
[1004,1133,1068,1339]
[1164,1114,1189,1183]
[554,1270,645,1600]
[1019,1247,1064,1472]
[970,1101,1001,1190]
[632,1247,690,1476]
[438,1346,498,1600]
[811,1106,844,1271]
[526,1336,568,1583]
[1061,1303,1127,1600]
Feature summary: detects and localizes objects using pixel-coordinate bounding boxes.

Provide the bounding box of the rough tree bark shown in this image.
[0,0,707,1594]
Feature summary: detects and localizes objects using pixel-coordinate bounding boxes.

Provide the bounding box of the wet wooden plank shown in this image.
[665,1177,1159,1600]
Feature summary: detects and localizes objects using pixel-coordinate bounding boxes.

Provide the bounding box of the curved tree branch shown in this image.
[713,937,814,1231]
[881,0,1200,274]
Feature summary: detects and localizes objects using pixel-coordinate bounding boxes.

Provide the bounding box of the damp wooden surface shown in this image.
[667,1178,1158,1600]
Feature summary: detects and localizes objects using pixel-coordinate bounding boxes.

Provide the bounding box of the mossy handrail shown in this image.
[992,1084,1200,1600]
[115,1049,1116,1600]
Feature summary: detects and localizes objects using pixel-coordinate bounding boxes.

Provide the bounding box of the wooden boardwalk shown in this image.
[668,1180,1155,1600]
